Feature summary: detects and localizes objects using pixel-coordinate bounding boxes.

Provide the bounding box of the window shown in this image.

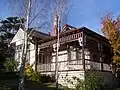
[68,45,91,66]
[92,52,99,62]
[16,44,31,51]
[16,46,19,51]
[19,45,22,50]
[42,55,45,63]
[26,50,30,62]
[68,46,77,61]
[38,54,44,63]
[77,49,90,60]
[27,44,30,49]
[16,44,23,51]
[102,44,111,63]
[38,53,51,64]
[15,52,20,60]
[77,49,82,60]
[84,49,90,60]
[70,50,76,60]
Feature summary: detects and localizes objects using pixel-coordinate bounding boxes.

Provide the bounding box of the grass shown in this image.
[25,80,64,90]
[0,79,64,90]
[0,79,119,90]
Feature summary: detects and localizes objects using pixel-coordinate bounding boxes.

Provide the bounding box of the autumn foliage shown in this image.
[101,14,120,65]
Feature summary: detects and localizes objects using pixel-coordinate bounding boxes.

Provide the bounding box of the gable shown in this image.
[11,28,51,44]
[10,28,25,44]
[62,24,76,32]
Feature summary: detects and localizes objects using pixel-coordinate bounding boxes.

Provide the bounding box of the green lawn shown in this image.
[0,79,64,90]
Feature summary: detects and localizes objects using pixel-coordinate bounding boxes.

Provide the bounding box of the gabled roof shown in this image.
[10,28,24,43]
[27,28,50,40]
[61,24,77,32]
[10,28,50,44]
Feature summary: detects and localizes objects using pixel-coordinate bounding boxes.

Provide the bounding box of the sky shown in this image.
[0,0,120,34]
[68,0,120,34]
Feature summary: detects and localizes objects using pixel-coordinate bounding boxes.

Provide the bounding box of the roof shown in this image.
[10,28,51,44]
[10,28,24,43]
[27,28,49,37]
[39,26,109,44]
[38,26,110,49]
[11,24,109,45]
[27,28,50,41]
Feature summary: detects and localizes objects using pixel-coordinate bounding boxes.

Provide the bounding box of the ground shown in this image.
[0,79,64,90]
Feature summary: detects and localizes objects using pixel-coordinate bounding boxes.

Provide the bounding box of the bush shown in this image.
[84,69,105,90]
[74,69,105,90]
[4,59,19,72]
[28,72,55,83]
[25,64,41,82]
[64,69,106,90]
[29,72,42,82]
[25,65,55,83]
[115,88,120,90]
[25,64,34,77]
[40,74,55,83]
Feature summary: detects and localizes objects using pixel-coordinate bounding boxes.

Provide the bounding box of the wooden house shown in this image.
[11,24,115,88]
[10,28,50,70]
[36,24,115,88]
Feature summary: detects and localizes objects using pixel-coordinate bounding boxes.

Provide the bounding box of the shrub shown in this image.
[25,64,34,77]
[4,59,19,72]
[84,69,105,90]
[74,69,105,90]
[64,69,106,90]
[25,65,55,83]
[25,64,41,82]
[40,74,55,83]
[29,73,55,83]
[29,72,42,82]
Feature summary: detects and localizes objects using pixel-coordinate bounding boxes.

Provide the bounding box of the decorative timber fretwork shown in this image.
[39,32,83,49]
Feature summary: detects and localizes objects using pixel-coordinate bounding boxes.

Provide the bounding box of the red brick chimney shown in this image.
[53,15,58,36]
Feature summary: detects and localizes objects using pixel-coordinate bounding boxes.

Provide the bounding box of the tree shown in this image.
[9,0,52,31]
[8,0,71,32]
[0,17,25,63]
[4,58,19,72]
[101,14,120,70]
[0,17,25,34]
[51,0,71,89]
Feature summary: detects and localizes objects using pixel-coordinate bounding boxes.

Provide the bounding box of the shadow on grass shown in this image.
[0,79,63,90]
[0,72,64,90]
[25,80,63,90]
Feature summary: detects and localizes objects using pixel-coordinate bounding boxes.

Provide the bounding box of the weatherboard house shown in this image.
[11,24,115,88]
[10,28,50,69]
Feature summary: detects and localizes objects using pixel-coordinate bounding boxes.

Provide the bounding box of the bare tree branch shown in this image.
[8,0,71,33]
[28,0,53,26]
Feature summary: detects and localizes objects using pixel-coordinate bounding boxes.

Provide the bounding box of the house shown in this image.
[11,24,115,88]
[10,28,50,70]
[37,24,116,88]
